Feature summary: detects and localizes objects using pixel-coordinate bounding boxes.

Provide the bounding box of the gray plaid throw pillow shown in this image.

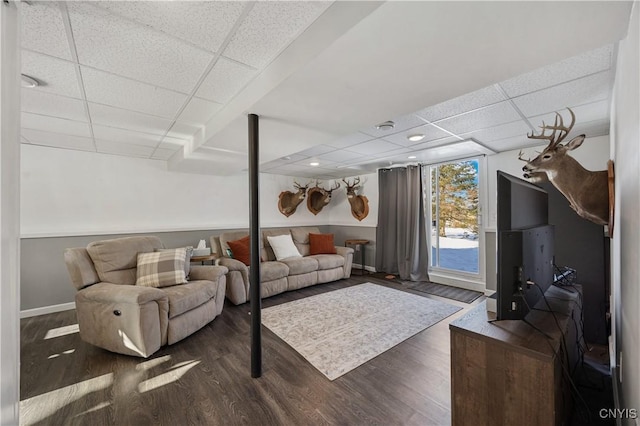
[136,248,188,287]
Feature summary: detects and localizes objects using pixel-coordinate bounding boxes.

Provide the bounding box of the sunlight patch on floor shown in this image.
[137,360,200,393]
[20,373,114,426]
[43,324,79,340]
[136,355,172,371]
[72,401,111,418]
[47,348,75,359]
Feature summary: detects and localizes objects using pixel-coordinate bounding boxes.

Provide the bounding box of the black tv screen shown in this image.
[496,171,554,320]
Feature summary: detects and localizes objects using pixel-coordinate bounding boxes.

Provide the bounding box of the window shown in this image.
[427,159,480,275]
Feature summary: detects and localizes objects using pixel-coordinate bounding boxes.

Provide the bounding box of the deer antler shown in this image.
[527,108,575,149]
[518,150,531,162]
[325,181,340,193]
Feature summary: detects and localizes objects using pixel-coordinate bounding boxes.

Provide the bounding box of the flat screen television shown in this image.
[496,171,555,320]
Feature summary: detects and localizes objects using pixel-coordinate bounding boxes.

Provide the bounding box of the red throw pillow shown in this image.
[309,233,337,255]
[227,236,251,266]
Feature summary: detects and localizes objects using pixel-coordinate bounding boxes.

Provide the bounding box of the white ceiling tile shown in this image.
[21,91,87,122]
[368,146,412,159]
[92,124,162,148]
[434,101,521,134]
[94,1,245,54]
[345,139,404,155]
[178,98,223,125]
[21,2,71,60]
[415,85,507,122]
[296,144,335,157]
[22,128,95,152]
[22,51,81,98]
[408,135,465,151]
[486,135,535,153]
[22,112,91,138]
[167,122,200,140]
[325,132,374,149]
[528,100,610,131]
[499,45,614,98]
[361,113,427,138]
[81,67,187,119]
[571,119,611,139]
[95,139,155,158]
[88,103,173,136]
[151,148,178,161]
[381,124,451,147]
[196,57,256,104]
[512,71,613,117]
[68,3,213,94]
[317,149,368,164]
[224,1,331,68]
[462,120,532,144]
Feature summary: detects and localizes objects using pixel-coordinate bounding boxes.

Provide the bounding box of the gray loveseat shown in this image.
[211,227,353,305]
[64,236,227,358]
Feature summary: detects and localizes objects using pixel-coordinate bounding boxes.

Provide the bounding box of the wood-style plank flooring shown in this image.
[20,276,480,426]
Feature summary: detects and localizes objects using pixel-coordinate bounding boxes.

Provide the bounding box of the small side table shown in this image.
[344,239,369,276]
[190,254,218,265]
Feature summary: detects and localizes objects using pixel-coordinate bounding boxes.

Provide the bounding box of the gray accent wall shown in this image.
[21,225,331,312]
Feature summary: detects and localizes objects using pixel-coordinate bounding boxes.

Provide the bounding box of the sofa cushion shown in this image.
[309,233,337,255]
[280,256,319,275]
[87,236,164,285]
[267,234,301,261]
[136,248,188,288]
[162,280,218,319]
[227,236,251,266]
[259,261,289,282]
[262,229,292,261]
[291,226,321,256]
[308,254,345,270]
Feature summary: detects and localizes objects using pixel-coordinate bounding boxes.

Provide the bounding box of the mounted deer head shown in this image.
[342,177,369,221]
[277,181,309,217]
[307,180,340,215]
[518,108,609,226]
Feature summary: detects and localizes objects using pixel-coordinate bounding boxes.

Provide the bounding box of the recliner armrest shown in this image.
[189,265,228,282]
[79,282,167,304]
[335,246,354,257]
[218,257,248,272]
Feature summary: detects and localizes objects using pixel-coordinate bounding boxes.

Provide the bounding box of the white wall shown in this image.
[485,135,611,229]
[21,145,371,237]
[611,1,639,416]
[0,2,20,424]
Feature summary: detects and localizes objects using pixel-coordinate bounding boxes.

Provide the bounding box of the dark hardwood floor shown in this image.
[20,276,479,426]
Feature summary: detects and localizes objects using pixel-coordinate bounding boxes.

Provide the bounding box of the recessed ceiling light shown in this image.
[375,121,395,131]
[21,74,40,88]
[408,155,417,159]
[407,134,425,142]
[310,162,320,166]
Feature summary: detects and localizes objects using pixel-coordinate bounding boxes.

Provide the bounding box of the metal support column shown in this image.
[248,113,262,378]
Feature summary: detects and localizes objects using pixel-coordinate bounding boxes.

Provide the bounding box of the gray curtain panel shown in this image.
[375,165,430,281]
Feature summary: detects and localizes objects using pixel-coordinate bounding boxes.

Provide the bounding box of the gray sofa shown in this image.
[211,227,353,305]
[64,236,227,358]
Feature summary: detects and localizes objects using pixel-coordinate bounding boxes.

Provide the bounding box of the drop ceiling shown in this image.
[19,1,633,178]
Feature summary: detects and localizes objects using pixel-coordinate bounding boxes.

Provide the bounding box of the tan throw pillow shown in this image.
[136,248,188,288]
[156,247,192,278]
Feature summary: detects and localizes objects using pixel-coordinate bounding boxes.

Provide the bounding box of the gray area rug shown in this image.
[261,283,461,380]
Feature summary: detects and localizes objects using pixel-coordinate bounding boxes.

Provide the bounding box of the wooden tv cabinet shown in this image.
[450,285,582,426]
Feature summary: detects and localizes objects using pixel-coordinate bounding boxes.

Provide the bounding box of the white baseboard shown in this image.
[21,302,75,319]
[429,273,485,293]
[353,264,376,273]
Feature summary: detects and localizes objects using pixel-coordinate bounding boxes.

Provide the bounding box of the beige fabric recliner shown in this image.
[64,236,227,358]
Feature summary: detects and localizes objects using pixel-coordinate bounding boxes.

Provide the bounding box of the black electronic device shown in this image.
[496,171,555,320]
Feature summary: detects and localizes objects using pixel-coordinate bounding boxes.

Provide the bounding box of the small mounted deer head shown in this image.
[277,181,310,217]
[518,108,609,226]
[307,180,340,215]
[342,177,369,221]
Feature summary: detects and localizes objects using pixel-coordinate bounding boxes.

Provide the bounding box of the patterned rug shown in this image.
[261,283,461,380]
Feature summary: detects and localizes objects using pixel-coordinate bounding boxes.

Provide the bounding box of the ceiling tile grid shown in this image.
[93,1,246,55]
[178,98,224,125]
[223,1,332,69]
[22,129,96,153]
[80,67,188,119]
[381,123,452,147]
[360,113,428,138]
[21,113,91,138]
[414,85,507,123]
[87,103,174,137]
[20,2,71,61]
[21,91,87,123]
[95,139,155,159]
[67,3,214,95]
[91,125,163,148]
[344,139,404,156]
[22,51,81,99]
[195,57,257,104]
[432,101,523,135]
